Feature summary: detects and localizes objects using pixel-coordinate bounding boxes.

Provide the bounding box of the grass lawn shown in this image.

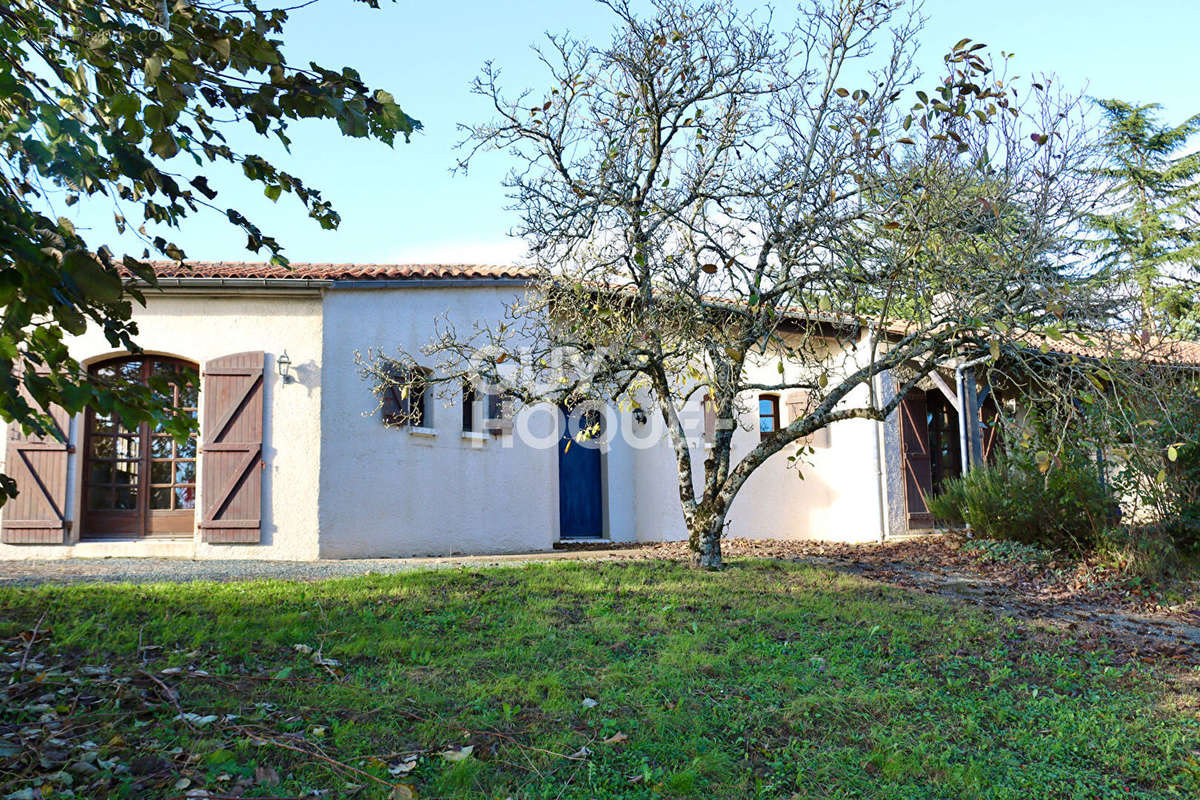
[1,560,1197,799]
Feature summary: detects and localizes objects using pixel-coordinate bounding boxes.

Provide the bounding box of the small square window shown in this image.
[483,390,515,435]
[381,365,432,429]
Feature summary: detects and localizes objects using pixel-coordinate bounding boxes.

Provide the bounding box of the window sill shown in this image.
[409,427,437,439]
[461,431,488,445]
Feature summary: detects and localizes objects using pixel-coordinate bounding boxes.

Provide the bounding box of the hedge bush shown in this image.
[927,452,1110,552]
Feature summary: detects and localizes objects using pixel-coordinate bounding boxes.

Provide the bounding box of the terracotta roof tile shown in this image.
[127,262,1200,366]
[130,261,537,281]
[1030,334,1200,367]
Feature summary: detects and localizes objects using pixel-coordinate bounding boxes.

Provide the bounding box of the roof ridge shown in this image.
[121,261,538,282]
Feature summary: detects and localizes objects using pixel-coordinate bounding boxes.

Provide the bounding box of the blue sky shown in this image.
[74,0,1200,265]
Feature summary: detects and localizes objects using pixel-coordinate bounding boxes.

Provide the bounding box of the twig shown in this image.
[17,612,46,675]
[234,725,402,790]
[394,708,584,761]
[137,670,197,730]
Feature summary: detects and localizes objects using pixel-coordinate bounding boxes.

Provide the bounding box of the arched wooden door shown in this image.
[81,356,198,539]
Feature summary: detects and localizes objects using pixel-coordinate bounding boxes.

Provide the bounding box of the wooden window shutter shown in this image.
[2,371,72,544]
[786,389,830,449]
[199,351,265,543]
[380,381,406,426]
[484,391,514,435]
[784,390,810,423]
[380,367,429,428]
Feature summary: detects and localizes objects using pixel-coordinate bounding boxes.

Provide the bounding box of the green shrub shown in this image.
[927,452,1110,552]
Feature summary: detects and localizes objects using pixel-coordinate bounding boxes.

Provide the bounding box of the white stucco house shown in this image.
[0,261,967,561]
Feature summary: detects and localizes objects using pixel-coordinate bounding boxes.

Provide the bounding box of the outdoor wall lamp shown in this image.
[277,349,293,384]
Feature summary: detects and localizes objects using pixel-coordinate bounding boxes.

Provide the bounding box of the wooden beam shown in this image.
[928,370,960,412]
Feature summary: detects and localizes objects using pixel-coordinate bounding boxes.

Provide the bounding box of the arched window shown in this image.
[82,356,198,539]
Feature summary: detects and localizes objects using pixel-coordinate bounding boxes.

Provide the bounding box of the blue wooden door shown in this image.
[558,407,603,539]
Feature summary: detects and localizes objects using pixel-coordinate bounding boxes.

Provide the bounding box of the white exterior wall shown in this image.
[317,285,563,557]
[2,282,891,560]
[0,291,324,560]
[628,333,888,544]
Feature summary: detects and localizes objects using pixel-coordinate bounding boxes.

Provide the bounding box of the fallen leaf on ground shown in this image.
[440,745,473,762]
[389,755,418,775]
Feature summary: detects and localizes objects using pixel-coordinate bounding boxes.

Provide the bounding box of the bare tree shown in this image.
[362,0,1124,567]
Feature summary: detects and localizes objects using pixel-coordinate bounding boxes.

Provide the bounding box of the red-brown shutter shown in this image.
[2,373,72,544]
[199,352,265,543]
[786,389,830,449]
[784,389,810,422]
[380,382,406,426]
[899,390,934,528]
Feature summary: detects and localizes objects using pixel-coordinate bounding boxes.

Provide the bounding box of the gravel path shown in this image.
[0,549,646,587]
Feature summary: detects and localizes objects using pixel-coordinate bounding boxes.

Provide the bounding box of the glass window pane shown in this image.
[114,488,137,509]
[112,462,139,485]
[176,437,196,459]
[174,486,196,510]
[151,436,172,457]
[87,487,113,510]
[116,360,143,383]
[177,382,198,409]
[90,436,115,459]
[114,436,139,459]
[174,461,196,483]
[150,487,172,509]
[150,462,172,484]
[89,461,113,484]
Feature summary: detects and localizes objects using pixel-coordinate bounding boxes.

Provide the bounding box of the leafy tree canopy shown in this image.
[0,0,417,503]
[365,0,1128,568]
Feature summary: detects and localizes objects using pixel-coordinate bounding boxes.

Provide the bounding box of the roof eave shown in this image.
[328,277,533,289]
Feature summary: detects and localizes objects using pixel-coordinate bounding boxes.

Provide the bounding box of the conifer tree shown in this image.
[1089,100,1200,335]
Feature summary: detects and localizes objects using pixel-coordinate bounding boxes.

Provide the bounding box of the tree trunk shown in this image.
[688,512,725,570]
